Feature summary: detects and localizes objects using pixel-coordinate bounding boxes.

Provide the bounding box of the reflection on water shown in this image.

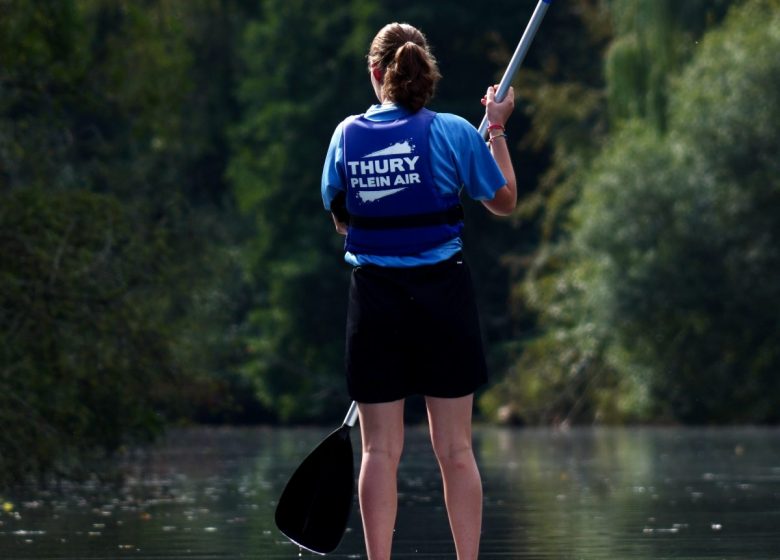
[1,426,779,559]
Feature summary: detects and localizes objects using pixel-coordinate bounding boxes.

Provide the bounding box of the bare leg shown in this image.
[357,400,405,560]
[426,394,482,560]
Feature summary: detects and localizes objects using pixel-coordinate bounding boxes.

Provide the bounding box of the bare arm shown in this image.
[480,85,517,216]
[329,190,349,235]
[331,212,348,235]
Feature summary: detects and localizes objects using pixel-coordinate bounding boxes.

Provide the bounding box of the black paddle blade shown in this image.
[275,424,355,554]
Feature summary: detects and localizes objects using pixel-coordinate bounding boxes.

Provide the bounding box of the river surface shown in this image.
[1,426,779,559]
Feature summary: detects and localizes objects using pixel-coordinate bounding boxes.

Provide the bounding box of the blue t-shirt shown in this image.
[321,103,506,267]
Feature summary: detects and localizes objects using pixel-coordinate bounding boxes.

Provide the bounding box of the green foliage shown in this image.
[569,0,780,423]
[481,237,650,425]
[484,0,748,425]
[0,0,259,483]
[481,0,632,425]
[229,0,379,423]
[604,0,732,130]
[0,0,192,196]
[0,189,175,482]
[672,0,780,190]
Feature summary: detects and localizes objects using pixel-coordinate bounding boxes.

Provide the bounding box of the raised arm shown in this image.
[480,85,517,216]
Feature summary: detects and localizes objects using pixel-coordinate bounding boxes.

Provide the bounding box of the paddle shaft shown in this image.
[477,0,553,137]
[344,400,359,427]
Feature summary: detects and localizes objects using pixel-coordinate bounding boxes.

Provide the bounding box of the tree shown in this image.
[0,189,177,482]
[571,0,780,423]
[482,0,739,424]
[604,0,732,131]
[0,0,260,482]
[229,0,380,422]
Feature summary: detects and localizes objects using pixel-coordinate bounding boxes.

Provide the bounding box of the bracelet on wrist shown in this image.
[487,123,505,132]
[488,132,507,144]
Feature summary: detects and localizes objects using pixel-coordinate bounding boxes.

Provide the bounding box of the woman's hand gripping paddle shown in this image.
[275,402,359,555]
[477,0,553,137]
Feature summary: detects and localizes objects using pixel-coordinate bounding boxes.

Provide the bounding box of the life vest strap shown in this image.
[349,204,464,230]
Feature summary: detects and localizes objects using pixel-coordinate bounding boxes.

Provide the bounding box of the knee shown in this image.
[362,441,403,468]
[431,439,475,471]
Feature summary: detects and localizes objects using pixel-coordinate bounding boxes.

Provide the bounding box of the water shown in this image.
[1,426,779,559]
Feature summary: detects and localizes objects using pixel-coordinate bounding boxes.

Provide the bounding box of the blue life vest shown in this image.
[342,108,463,256]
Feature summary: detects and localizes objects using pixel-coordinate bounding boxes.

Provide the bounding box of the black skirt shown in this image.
[345,253,488,403]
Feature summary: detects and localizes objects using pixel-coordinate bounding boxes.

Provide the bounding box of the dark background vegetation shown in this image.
[1,0,778,483]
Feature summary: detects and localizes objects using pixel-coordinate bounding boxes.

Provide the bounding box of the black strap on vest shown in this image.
[348,204,464,230]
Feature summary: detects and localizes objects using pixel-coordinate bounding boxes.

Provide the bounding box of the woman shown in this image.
[321,22,516,560]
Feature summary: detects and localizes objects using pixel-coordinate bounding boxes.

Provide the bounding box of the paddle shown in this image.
[275,401,359,554]
[477,0,553,137]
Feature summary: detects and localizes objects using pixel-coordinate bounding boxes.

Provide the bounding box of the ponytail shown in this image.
[368,23,441,112]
